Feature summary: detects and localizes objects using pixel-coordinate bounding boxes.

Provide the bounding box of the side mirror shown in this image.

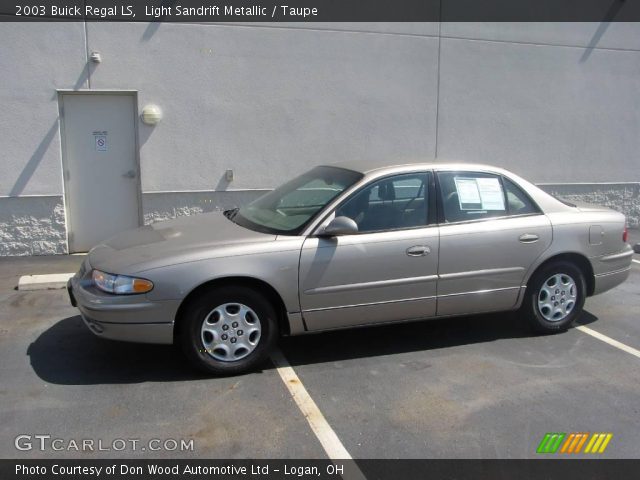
[318,216,359,237]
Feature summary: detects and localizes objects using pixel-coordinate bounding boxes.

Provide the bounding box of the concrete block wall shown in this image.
[0,23,87,255]
[0,22,639,255]
[540,183,640,227]
[142,190,267,225]
[0,196,67,256]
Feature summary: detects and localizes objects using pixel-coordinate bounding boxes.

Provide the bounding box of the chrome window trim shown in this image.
[437,212,545,227]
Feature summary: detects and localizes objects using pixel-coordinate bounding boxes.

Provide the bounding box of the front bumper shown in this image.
[67,259,177,344]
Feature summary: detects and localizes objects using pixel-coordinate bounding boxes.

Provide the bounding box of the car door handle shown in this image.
[519,233,539,243]
[406,245,431,257]
[122,170,136,179]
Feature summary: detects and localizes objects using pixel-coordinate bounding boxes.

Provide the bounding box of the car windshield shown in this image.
[228,166,363,235]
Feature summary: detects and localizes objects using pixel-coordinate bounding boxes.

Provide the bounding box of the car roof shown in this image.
[325,159,507,176]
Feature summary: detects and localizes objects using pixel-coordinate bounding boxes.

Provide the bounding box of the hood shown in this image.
[88,212,276,274]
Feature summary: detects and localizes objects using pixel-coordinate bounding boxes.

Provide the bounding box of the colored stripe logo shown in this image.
[537,433,612,454]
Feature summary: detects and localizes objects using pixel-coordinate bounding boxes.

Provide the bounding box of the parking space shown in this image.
[0,257,325,459]
[575,267,640,351]
[280,299,640,458]
[579,229,640,348]
[0,251,638,460]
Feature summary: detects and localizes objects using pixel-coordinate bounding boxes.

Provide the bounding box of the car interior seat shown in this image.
[444,190,463,223]
[362,181,397,231]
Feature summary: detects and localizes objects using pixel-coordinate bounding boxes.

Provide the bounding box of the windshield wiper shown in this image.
[223,207,239,220]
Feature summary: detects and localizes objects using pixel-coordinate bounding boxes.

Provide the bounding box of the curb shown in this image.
[18,273,75,291]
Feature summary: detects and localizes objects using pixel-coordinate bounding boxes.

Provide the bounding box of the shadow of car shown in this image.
[27,312,600,385]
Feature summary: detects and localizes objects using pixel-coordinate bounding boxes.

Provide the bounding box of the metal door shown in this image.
[299,228,440,331]
[299,171,439,331]
[59,93,140,252]
[435,170,552,316]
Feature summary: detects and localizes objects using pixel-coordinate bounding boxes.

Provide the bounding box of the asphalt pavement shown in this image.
[0,239,638,460]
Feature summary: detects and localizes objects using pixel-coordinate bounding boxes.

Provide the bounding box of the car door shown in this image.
[436,170,552,316]
[299,171,439,331]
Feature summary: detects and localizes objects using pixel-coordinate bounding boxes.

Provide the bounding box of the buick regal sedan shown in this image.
[68,161,633,374]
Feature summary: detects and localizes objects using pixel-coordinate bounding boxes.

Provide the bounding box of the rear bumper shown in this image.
[590,244,633,296]
[67,262,177,344]
[593,267,631,296]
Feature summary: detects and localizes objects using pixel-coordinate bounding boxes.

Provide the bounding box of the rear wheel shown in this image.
[179,285,278,375]
[521,261,586,333]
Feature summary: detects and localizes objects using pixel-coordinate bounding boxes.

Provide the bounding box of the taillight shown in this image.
[623,225,628,243]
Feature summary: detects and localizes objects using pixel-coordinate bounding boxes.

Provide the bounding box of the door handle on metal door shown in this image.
[406,245,431,257]
[519,233,539,243]
[122,170,136,179]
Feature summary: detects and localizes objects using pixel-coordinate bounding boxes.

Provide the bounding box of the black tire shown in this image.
[178,285,279,375]
[520,261,586,333]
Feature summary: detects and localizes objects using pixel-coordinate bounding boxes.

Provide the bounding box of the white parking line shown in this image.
[270,349,352,458]
[270,350,366,479]
[632,259,640,265]
[576,325,640,360]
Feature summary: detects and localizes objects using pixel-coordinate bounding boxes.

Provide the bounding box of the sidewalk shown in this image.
[0,254,85,293]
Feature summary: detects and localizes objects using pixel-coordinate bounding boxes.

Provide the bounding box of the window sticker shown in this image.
[476,177,505,210]
[454,177,482,210]
[454,176,505,211]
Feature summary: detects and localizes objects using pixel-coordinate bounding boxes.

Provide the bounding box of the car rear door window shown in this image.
[502,177,540,215]
[438,171,508,223]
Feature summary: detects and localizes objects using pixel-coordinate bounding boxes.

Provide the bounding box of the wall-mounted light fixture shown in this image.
[141,104,162,125]
[90,51,102,63]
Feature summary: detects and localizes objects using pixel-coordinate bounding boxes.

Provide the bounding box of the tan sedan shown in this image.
[68,161,633,374]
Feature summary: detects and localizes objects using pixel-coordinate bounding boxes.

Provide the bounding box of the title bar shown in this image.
[2,0,640,22]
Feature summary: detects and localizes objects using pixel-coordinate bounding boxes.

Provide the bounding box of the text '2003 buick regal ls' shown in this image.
[67,161,633,375]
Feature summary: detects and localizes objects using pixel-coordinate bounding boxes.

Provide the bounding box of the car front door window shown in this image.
[336,173,429,232]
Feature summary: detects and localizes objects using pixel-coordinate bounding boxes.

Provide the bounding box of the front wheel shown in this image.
[520,261,586,333]
[179,285,278,375]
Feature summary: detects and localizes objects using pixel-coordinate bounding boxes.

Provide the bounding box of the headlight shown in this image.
[92,270,154,294]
